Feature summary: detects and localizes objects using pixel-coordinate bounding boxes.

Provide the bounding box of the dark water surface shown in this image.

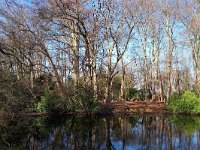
[1,114,200,150]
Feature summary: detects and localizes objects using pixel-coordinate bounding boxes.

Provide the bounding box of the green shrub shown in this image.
[35,86,100,113]
[36,91,65,113]
[126,88,143,100]
[167,91,200,113]
[66,87,99,112]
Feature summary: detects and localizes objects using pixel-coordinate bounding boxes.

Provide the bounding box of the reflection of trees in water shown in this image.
[26,117,107,149]
[1,115,200,149]
[168,116,200,150]
[106,116,200,150]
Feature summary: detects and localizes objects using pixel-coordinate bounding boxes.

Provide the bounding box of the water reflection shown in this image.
[1,115,200,150]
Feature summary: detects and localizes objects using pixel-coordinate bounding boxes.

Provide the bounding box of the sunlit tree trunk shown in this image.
[155,33,163,101]
[151,28,156,101]
[143,31,148,100]
[70,23,80,86]
[159,74,164,101]
[195,42,200,96]
[185,23,200,94]
[92,49,97,99]
[120,58,126,100]
[165,10,174,102]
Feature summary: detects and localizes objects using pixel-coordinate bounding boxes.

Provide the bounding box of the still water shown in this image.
[1,115,200,150]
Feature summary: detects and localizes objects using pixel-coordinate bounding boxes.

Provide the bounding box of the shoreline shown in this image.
[8,101,200,118]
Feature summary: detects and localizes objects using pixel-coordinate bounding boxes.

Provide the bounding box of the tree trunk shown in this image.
[151,30,156,101]
[106,42,112,102]
[175,68,181,95]
[166,13,173,102]
[106,78,112,103]
[166,59,172,102]
[156,37,163,101]
[74,46,80,86]
[93,53,97,99]
[196,45,200,96]
[143,32,148,100]
[46,51,63,97]
[30,66,34,90]
[159,74,164,101]
[120,58,126,100]
[70,23,80,86]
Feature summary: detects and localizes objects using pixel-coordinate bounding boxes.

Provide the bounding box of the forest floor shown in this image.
[99,101,167,115]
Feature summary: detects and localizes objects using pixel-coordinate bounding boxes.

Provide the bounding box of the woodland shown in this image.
[0,0,200,116]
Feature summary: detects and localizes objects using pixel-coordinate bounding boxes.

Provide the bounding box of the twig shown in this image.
[1,135,11,149]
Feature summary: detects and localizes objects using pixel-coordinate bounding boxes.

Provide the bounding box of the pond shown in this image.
[1,114,200,150]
